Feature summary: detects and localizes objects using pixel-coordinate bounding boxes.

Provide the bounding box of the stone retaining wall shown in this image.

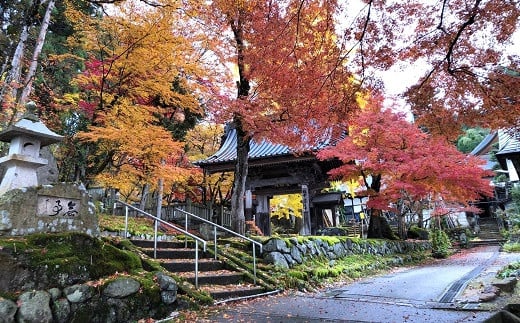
[0,273,178,323]
[262,237,432,268]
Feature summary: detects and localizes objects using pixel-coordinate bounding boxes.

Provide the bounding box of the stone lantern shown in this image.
[0,102,62,196]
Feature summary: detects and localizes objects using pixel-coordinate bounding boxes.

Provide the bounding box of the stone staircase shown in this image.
[130,239,273,303]
[469,217,506,247]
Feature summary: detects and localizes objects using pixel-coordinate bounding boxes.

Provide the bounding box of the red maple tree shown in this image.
[318,98,494,238]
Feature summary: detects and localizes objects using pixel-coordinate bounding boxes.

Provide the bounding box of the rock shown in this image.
[0,210,12,231]
[161,290,178,305]
[63,284,93,303]
[290,246,303,264]
[264,251,289,268]
[51,298,70,323]
[103,278,140,298]
[155,272,178,291]
[492,277,517,293]
[283,253,297,267]
[263,238,290,253]
[0,297,17,323]
[332,243,346,258]
[48,288,61,301]
[155,272,178,304]
[17,290,53,323]
[479,292,498,302]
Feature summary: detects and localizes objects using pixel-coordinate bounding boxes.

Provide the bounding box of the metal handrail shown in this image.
[174,207,262,284]
[114,200,207,288]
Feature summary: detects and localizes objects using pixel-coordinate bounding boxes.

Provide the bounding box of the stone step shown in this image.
[142,248,211,259]
[181,270,245,286]
[160,258,225,272]
[131,239,274,304]
[200,284,268,301]
[130,239,196,249]
[468,239,506,247]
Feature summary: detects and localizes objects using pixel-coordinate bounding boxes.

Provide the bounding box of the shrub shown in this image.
[431,229,451,258]
[407,226,429,240]
[503,242,520,253]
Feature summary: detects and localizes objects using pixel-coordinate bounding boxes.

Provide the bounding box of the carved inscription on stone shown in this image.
[37,196,80,217]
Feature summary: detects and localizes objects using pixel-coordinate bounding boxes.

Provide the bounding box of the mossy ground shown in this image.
[98,214,160,236]
[0,232,210,308]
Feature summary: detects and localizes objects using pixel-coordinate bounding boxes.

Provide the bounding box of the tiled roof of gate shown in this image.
[196,127,342,166]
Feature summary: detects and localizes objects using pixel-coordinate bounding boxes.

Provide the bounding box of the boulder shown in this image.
[155,272,178,291]
[63,284,93,303]
[48,288,61,301]
[290,246,303,264]
[103,278,140,298]
[17,290,53,323]
[51,298,71,323]
[263,238,290,253]
[0,297,17,323]
[264,251,289,268]
[155,272,178,304]
[492,277,517,293]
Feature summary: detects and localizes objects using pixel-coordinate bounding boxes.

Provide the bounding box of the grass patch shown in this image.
[266,252,428,291]
[503,242,520,253]
[98,214,160,237]
[497,261,520,279]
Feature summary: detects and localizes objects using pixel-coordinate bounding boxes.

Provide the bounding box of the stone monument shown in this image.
[0,102,99,236]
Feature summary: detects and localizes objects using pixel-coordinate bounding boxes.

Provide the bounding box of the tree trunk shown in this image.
[1,25,28,113]
[367,209,397,239]
[418,207,424,228]
[230,118,250,235]
[229,12,251,235]
[140,183,150,211]
[398,214,407,240]
[19,0,55,105]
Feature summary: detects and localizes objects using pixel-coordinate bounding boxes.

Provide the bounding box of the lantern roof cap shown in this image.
[0,102,63,146]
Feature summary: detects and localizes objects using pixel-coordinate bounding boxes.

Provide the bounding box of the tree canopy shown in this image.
[0,0,516,235]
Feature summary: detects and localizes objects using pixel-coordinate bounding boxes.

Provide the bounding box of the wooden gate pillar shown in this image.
[255,194,271,236]
[300,184,311,235]
[245,189,253,221]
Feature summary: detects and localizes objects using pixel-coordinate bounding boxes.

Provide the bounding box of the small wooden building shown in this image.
[196,125,343,235]
[471,129,520,216]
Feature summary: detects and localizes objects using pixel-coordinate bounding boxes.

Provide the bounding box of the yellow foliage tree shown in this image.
[185,123,233,205]
[271,194,303,219]
[77,100,198,201]
[64,1,207,204]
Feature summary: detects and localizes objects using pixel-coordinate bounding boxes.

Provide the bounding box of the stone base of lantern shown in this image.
[0,154,48,196]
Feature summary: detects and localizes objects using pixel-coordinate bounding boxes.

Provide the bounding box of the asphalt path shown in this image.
[200,246,518,322]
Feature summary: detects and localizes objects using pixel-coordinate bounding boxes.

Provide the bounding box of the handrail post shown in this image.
[124,205,128,239]
[253,245,257,285]
[153,216,158,259]
[185,212,188,248]
[214,226,217,260]
[195,240,199,288]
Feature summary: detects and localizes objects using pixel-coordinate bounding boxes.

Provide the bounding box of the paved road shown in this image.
[199,246,519,322]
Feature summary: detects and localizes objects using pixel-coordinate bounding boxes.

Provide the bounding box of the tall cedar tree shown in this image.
[317,98,494,238]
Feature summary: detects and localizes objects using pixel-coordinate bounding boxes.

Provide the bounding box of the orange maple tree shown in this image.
[192,0,362,234]
[318,98,494,238]
[345,0,520,138]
